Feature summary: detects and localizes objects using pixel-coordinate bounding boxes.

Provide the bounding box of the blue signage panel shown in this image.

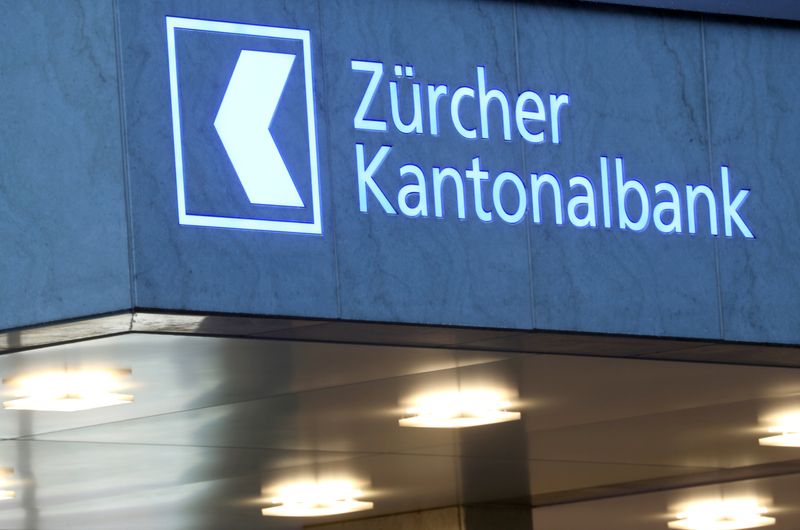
[113,0,800,342]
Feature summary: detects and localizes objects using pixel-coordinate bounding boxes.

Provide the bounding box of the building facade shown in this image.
[1,0,799,528]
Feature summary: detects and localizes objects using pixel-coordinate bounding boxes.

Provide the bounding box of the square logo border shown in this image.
[166,16,322,235]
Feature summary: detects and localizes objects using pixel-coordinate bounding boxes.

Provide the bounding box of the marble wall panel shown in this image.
[319,0,533,328]
[517,4,723,338]
[117,0,340,318]
[0,0,131,329]
[705,20,800,344]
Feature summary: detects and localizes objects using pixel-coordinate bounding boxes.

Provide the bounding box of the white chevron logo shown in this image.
[214,50,304,207]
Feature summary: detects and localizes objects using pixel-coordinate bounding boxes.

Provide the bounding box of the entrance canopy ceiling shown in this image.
[0,328,797,529]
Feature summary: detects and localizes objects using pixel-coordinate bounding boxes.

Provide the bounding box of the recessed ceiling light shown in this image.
[399,389,521,428]
[3,369,134,412]
[759,414,800,447]
[0,469,16,501]
[261,480,373,517]
[759,430,800,447]
[668,500,775,530]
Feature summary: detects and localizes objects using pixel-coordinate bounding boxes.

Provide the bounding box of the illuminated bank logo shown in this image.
[166,17,322,234]
[349,62,755,239]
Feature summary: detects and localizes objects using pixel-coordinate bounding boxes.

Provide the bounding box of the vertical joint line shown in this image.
[513,2,537,330]
[315,0,343,317]
[112,0,138,313]
[701,17,725,340]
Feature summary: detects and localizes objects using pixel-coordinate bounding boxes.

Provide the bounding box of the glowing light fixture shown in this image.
[0,469,17,501]
[3,369,133,412]
[261,480,373,517]
[759,414,800,447]
[668,500,775,530]
[399,389,521,428]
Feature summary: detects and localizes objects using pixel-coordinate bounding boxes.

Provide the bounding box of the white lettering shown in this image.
[451,86,477,139]
[493,171,526,223]
[356,144,395,214]
[615,157,650,232]
[398,164,428,217]
[477,66,511,141]
[515,91,546,144]
[567,175,597,228]
[351,60,387,132]
[721,166,754,239]
[686,184,718,236]
[653,182,682,234]
[433,167,466,219]
[531,173,563,225]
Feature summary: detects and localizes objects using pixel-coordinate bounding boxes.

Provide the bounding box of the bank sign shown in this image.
[166,16,754,240]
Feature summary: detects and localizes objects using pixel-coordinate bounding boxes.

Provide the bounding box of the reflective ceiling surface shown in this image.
[0,333,797,529]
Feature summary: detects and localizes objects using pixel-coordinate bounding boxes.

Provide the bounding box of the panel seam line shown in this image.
[700,17,725,340]
[112,0,137,325]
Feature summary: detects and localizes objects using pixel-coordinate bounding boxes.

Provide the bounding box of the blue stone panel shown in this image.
[110,0,800,344]
[705,21,800,344]
[516,5,722,338]
[117,0,339,318]
[0,0,131,329]
[320,0,533,329]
